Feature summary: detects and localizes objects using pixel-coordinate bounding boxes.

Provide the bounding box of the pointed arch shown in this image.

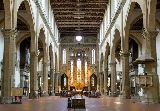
[156,19,160,30]
[16,33,31,48]
[49,44,54,69]
[111,28,121,62]
[130,14,143,27]
[17,14,30,28]
[105,42,110,58]
[38,28,48,62]
[124,2,142,37]
[129,34,142,51]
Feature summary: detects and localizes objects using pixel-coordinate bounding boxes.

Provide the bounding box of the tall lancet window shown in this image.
[92,49,95,64]
[62,49,66,64]
[64,75,67,86]
[91,77,94,86]
[71,60,74,85]
[77,59,81,82]
[85,60,88,85]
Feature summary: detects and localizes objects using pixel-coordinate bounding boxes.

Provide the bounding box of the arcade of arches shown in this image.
[0,0,160,104]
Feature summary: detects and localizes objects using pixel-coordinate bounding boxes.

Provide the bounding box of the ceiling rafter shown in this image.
[50,0,108,37]
[58,22,100,25]
[51,1,108,5]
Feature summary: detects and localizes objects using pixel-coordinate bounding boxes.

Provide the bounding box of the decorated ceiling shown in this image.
[50,0,109,38]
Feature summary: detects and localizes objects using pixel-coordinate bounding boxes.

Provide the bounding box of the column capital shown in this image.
[2,29,19,39]
[105,68,108,71]
[142,30,158,39]
[120,51,130,57]
[30,52,38,57]
[43,62,49,66]
[50,68,54,71]
[99,72,103,75]
[109,62,117,66]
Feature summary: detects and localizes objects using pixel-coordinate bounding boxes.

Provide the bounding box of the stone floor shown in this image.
[0,95,160,111]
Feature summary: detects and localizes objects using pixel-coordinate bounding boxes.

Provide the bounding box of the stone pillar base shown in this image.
[43,92,49,97]
[121,95,131,99]
[43,94,49,97]
[0,96,13,104]
[141,97,160,104]
[55,87,59,92]
[29,92,37,99]
[50,92,55,96]
[109,92,118,97]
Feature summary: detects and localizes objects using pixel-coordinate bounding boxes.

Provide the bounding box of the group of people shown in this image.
[82,90,101,97]
[14,96,22,102]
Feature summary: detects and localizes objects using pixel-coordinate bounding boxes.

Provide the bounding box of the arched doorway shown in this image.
[90,74,97,91]
[61,73,68,90]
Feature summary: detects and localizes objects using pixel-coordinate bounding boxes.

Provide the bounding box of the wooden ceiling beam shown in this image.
[61,31,97,34]
[58,22,100,25]
[58,25,99,27]
[60,31,97,34]
[55,16,103,19]
[58,28,99,30]
[60,34,97,37]
[54,13,104,16]
[51,1,108,5]
[53,9,105,12]
[56,19,100,23]
[55,14,103,18]
[50,0,108,37]
[53,11,105,14]
[51,7,106,10]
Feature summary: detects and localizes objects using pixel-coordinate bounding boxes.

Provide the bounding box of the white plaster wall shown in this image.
[156,31,160,82]
[115,14,121,27]
[14,47,20,87]
[116,59,122,72]
[14,71,20,87]
[0,31,4,78]
[38,59,43,72]
[111,0,115,19]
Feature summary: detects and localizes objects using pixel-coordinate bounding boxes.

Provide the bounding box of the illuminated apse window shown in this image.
[76,36,82,41]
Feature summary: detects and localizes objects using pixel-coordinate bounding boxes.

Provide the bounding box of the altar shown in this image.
[69,95,85,109]
[72,98,85,109]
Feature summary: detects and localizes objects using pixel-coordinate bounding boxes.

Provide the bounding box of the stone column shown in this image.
[50,68,55,95]
[29,52,38,99]
[104,59,108,95]
[104,67,108,95]
[100,72,103,94]
[43,62,48,96]
[1,29,17,104]
[73,58,77,88]
[96,75,99,91]
[81,58,85,88]
[143,30,159,103]
[55,73,59,92]
[120,52,130,99]
[134,69,138,95]
[20,69,24,88]
[109,62,117,97]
